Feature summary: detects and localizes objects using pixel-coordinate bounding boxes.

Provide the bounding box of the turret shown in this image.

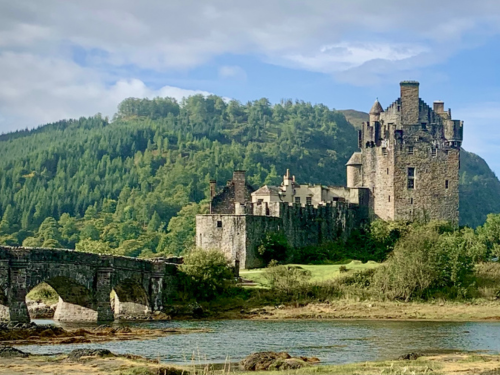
[369,99,384,123]
[346,152,362,188]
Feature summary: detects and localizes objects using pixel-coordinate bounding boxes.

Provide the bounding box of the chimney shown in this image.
[210,180,217,199]
[433,101,444,114]
[233,170,246,204]
[284,169,293,186]
[400,81,420,125]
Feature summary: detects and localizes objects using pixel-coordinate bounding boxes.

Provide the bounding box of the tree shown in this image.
[179,249,236,300]
[147,211,162,232]
[164,203,201,255]
[38,217,60,243]
[80,223,100,241]
[75,238,112,254]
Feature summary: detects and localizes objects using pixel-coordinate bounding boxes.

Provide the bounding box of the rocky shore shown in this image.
[0,322,209,346]
[1,346,499,374]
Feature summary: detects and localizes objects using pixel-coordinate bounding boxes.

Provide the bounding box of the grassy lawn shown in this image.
[240,261,380,286]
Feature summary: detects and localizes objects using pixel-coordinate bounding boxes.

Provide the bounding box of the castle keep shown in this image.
[349,81,463,223]
[196,82,463,269]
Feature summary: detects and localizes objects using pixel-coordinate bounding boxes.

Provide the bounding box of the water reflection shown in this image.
[19,319,500,365]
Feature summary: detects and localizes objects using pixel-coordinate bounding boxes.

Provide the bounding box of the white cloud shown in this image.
[2,0,500,129]
[218,65,247,80]
[0,52,212,132]
[281,42,429,74]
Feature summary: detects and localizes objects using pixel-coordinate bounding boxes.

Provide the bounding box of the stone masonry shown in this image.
[197,82,463,268]
[0,247,177,322]
[349,81,463,223]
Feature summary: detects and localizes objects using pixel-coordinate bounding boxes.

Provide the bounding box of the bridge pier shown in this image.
[95,268,114,321]
[7,262,30,323]
[150,275,164,312]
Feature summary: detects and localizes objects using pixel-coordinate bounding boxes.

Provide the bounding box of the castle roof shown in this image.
[252,185,281,196]
[369,99,384,115]
[346,152,362,166]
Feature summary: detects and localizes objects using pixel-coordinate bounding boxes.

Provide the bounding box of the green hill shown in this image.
[0,97,497,257]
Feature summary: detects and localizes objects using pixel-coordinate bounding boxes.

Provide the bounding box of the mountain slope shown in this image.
[0,98,496,258]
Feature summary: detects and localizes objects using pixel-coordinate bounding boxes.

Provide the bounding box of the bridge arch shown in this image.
[112,278,150,318]
[0,246,170,322]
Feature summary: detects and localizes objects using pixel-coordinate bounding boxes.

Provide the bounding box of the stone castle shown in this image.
[196,82,463,269]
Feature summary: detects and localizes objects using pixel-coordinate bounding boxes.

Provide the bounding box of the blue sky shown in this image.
[0,0,499,175]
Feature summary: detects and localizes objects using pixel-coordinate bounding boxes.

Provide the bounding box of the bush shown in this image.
[339,265,348,273]
[258,232,289,265]
[373,225,475,301]
[178,249,236,301]
[262,262,312,299]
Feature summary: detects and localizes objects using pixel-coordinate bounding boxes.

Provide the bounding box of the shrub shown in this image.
[258,232,289,265]
[373,226,474,301]
[262,262,312,299]
[178,249,236,301]
[339,265,348,273]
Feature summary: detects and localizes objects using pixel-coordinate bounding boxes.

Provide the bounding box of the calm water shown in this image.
[17,319,500,365]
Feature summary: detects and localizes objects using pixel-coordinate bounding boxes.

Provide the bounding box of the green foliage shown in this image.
[0,96,497,259]
[178,249,236,300]
[257,232,289,265]
[373,224,475,301]
[262,262,312,299]
[75,238,112,254]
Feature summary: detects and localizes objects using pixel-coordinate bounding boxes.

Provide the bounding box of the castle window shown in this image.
[387,168,389,175]
[382,147,387,156]
[388,195,391,202]
[421,123,427,131]
[431,148,437,157]
[407,146,414,155]
[445,180,449,189]
[407,167,415,189]
[445,150,449,155]
[410,198,414,205]
[306,197,312,205]
[217,220,222,228]
[257,199,263,204]
[295,197,301,204]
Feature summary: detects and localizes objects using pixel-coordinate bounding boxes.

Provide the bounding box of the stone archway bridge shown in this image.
[0,246,178,323]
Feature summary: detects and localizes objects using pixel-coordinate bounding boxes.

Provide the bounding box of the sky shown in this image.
[0,1,499,175]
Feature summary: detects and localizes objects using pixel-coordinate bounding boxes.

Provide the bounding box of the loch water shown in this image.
[18,319,500,365]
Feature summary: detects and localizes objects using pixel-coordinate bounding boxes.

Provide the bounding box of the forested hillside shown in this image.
[0,97,497,257]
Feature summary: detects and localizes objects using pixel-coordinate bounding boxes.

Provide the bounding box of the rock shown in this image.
[239,351,318,371]
[269,358,308,370]
[398,352,423,360]
[59,337,91,344]
[114,326,132,333]
[240,352,291,371]
[156,367,190,375]
[67,349,115,361]
[0,345,29,358]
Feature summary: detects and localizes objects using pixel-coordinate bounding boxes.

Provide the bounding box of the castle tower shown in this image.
[348,81,463,224]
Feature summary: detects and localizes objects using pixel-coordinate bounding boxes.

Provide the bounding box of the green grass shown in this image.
[240,261,380,286]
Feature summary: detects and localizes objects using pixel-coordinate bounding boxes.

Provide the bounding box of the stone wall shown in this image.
[196,215,248,267]
[196,200,368,269]
[0,247,177,322]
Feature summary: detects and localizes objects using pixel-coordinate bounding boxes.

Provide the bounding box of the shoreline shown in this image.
[209,299,500,323]
[1,349,500,374]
